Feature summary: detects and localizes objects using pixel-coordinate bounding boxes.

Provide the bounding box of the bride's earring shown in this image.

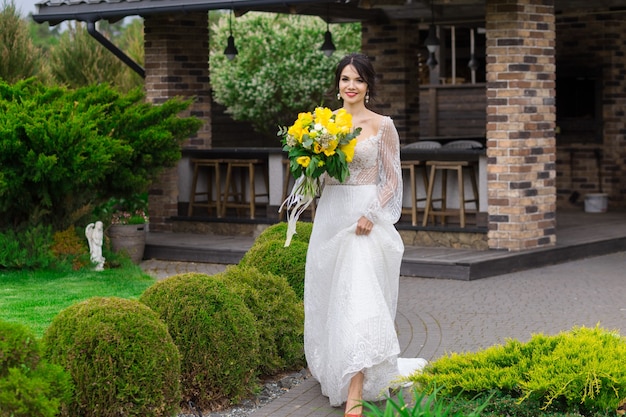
[365,91,370,103]
[337,92,341,100]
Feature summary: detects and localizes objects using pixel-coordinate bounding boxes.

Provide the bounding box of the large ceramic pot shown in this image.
[108,223,147,264]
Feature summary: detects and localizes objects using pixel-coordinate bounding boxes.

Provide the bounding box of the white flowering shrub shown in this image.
[210,12,361,136]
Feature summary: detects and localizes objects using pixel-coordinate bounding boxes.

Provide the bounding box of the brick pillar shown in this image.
[485,0,557,250]
[361,20,420,144]
[143,12,211,231]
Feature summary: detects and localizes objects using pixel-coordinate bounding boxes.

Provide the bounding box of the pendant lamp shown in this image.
[224,10,238,60]
[320,6,336,57]
[424,1,439,69]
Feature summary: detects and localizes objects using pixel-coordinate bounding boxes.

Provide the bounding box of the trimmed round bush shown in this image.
[0,320,40,375]
[239,238,308,300]
[254,221,313,246]
[42,297,181,417]
[218,265,305,375]
[0,320,73,417]
[139,273,260,411]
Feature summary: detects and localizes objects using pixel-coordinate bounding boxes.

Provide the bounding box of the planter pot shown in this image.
[584,193,608,213]
[108,224,147,264]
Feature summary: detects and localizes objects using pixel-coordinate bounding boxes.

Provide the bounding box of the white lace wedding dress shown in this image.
[304,116,426,407]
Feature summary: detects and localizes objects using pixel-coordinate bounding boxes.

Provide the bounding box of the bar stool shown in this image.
[221,159,269,219]
[401,141,442,226]
[188,158,222,217]
[422,140,481,228]
[401,161,426,226]
[281,159,315,220]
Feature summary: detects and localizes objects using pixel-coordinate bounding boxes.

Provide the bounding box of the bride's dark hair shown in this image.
[331,53,377,104]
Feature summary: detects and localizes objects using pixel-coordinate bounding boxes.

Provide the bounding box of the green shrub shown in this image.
[453,391,602,417]
[139,273,260,411]
[0,224,56,269]
[42,297,181,417]
[218,265,305,375]
[50,226,91,270]
[0,320,73,417]
[239,223,310,300]
[0,79,202,230]
[409,326,626,416]
[0,320,41,377]
[254,221,313,246]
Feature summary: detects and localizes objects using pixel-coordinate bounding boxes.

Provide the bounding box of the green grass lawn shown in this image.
[0,265,156,338]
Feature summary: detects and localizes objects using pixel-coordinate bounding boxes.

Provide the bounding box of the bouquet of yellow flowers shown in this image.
[278,107,361,246]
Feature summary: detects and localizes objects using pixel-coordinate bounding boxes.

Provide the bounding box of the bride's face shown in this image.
[338,64,368,105]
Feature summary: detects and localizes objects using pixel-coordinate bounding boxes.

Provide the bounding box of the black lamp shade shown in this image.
[424,24,440,53]
[320,30,336,57]
[224,35,238,60]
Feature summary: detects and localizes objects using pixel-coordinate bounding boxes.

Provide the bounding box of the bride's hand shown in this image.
[356,216,373,236]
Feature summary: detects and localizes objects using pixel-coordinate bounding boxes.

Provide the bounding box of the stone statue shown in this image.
[86,221,105,271]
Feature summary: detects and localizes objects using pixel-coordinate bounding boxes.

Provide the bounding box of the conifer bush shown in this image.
[0,78,202,230]
[139,273,260,411]
[42,297,181,417]
[408,326,626,416]
[0,224,56,269]
[217,265,305,375]
[0,320,73,417]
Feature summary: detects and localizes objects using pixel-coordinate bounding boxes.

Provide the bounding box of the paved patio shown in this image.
[141,249,626,416]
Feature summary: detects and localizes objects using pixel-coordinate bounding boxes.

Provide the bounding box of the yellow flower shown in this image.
[323,139,338,157]
[297,111,313,126]
[340,139,357,162]
[314,107,333,127]
[334,108,353,134]
[287,112,313,142]
[313,142,324,154]
[288,121,305,142]
[296,156,311,168]
[326,122,340,136]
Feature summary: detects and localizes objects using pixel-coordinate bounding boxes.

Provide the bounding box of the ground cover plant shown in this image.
[363,386,491,417]
[405,326,626,417]
[0,264,155,338]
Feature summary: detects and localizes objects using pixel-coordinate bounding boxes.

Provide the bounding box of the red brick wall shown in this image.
[555,12,626,208]
[144,12,211,231]
[485,0,557,250]
[361,20,421,144]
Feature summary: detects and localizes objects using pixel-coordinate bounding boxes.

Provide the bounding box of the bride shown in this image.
[304,53,426,417]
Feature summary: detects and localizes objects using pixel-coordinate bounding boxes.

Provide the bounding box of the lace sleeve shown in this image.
[364,117,403,224]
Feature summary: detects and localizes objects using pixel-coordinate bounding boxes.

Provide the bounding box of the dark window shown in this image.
[556,76,602,144]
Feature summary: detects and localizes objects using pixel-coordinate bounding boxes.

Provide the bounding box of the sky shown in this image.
[12,0,40,16]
